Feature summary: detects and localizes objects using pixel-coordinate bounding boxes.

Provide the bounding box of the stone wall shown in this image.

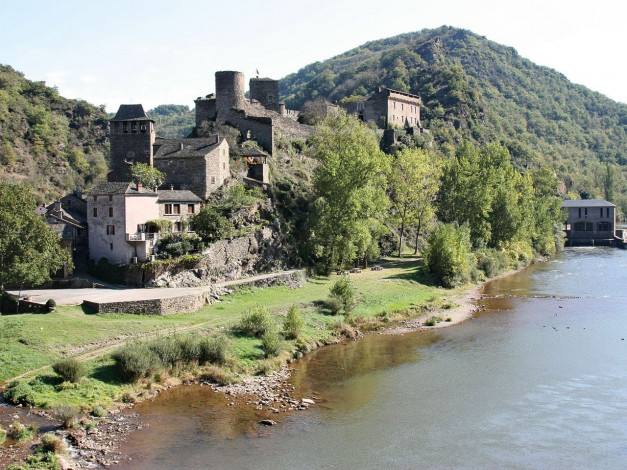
[109,121,155,182]
[225,110,274,154]
[195,97,216,124]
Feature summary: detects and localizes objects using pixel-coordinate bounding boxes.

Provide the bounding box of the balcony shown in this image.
[126,233,156,242]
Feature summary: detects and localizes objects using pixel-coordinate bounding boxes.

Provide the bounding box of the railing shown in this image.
[126,233,156,242]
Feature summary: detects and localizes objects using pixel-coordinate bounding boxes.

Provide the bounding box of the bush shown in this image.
[177,335,201,362]
[148,336,182,367]
[425,316,443,327]
[111,343,162,382]
[198,335,229,365]
[260,328,282,358]
[39,433,66,454]
[0,426,6,445]
[423,222,474,287]
[329,276,356,315]
[475,248,510,278]
[45,299,56,312]
[237,306,272,337]
[52,358,87,383]
[283,305,304,340]
[53,404,79,429]
[10,420,35,442]
[4,381,35,406]
[191,206,234,242]
[91,405,107,418]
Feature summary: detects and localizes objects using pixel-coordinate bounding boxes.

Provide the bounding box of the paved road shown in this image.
[7,269,303,306]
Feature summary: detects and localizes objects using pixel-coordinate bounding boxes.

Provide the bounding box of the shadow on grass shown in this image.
[379,260,438,287]
[90,364,124,386]
[81,302,98,315]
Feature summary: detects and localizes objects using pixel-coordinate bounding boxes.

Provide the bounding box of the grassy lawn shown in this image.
[0,259,449,409]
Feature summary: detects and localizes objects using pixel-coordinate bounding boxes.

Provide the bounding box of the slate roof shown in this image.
[88,182,157,196]
[110,104,154,122]
[157,190,202,203]
[240,147,269,157]
[562,199,615,208]
[153,137,223,159]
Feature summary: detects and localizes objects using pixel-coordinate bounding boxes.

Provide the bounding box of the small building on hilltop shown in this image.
[562,199,618,245]
[340,87,423,130]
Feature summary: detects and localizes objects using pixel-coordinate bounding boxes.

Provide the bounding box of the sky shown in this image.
[1,0,626,112]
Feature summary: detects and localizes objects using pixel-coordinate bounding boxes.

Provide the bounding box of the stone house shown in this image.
[108,104,229,200]
[153,136,230,199]
[157,189,202,233]
[45,192,88,276]
[241,147,270,185]
[562,199,617,244]
[341,87,423,130]
[87,182,160,264]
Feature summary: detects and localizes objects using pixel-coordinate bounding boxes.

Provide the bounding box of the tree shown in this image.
[191,206,234,242]
[388,148,440,256]
[422,222,473,287]
[0,182,72,312]
[308,111,390,273]
[130,163,165,190]
[602,162,616,202]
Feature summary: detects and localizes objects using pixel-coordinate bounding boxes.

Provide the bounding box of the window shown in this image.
[109,207,113,217]
[140,123,147,133]
[108,195,113,202]
[106,225,115,235]
[93,207,98,217]
[93,195,97,202]
[223,162,226,170]
[578,208,581,217]
[585,208,588,216]
[173,204,180,215]
[574,222,593,231]
[211,176,216,184]
[110,243,113,251]
[600,208,603,217]
[131,122,137,133]
[137,224,146,233]
[401,103,404,111]
[174,221,182,232]
[123,123,128,133]
[187,204,195,214]
[598,222,611,231]
[165,204,172,215]
[393,102,396,109]
[607,208,610,217]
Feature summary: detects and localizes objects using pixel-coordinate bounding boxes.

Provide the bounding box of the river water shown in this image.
[114,248,627,469]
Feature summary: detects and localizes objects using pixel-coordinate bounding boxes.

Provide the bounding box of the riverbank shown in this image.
[0,259,532,469]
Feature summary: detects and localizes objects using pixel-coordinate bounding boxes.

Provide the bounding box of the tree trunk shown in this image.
[414,217,422,255]
[398,206,406,258]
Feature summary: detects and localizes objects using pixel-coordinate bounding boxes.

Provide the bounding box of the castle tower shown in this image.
[215,71,246,117]
[108,104,155,182]
[250,77,280,113]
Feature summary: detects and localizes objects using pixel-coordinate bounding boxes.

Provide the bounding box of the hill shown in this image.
[0,65,110,201]
[280,26,627,213]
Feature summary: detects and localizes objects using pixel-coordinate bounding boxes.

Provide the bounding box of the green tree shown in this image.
[308,111,390,272]
[422,222,473,287]
[191,206,234,242]
[130,163,165,190]
[388,148,440,256]
[0,182,72,312]
[602,162,616,202]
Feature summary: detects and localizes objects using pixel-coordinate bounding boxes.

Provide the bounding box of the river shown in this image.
[114,247,627,469]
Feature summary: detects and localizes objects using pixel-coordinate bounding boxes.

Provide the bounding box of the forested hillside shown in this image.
[147,104,195,138]
[280,26,627,214]
[0,65,110,201]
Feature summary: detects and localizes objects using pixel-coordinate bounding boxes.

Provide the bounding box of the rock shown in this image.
[301,398,315,405]
[259,419,276,426]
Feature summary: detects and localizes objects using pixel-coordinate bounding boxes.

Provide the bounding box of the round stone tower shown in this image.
[250,77,280,113]
[215,71,246,116]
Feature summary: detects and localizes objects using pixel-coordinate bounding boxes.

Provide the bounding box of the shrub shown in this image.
[39,433,66,454]
[198,365,236,385]
[260,328,282,358]
[53,404,79,429]
[283,305,304,340]
[52,358,87,383]
[148,336,182,367]
[198,335,229,365]
[111,343,162,382]
[475,248,510,278]
[0,426,6,445]
[191,206,234,242]
[329,276,356,315]
[177,335,201,362]
[237,306,272,337]
[10,420,35,442]
[325,297,343,315]
[4,381,35,406]
[425,316,443,327]
[423,222,474,287]
[91,405,107,418]
[45,299,56,312]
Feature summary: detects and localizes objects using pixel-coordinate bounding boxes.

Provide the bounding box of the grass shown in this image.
[0,259,448,410]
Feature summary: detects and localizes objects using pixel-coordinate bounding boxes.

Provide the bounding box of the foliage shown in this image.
[425,316,443,326]
[155,232,204,258]
[52,404,79,429]
[111,343,162,382]
[147,104,195,138]
[4,380,35,406]
[423,222,474,287]
[329,275,356,315]
[219,183,264,210]
[129,162,165,190]
[198,335,230,365]
[191,206,234,242]
[52,358,86,383]
[145,218,173,234]
[45,299,56,311]
[9,420,35,442]
[474,248,510,278]
[283,305,305,340]
[236,306,272,337]
[39,433,66,454]
[260,327,282,357]
[0,182,72,307]
[308,111,390,272]
[388,147,440,256]
[0,426,6,445]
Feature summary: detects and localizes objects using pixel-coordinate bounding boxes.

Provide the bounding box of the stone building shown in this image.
[88,182,159,264]
[156,189,202,233]
[341,87,423,130]
[195,71,310,155]
[108,104,229,200]
[562,199,617,245]
[241,147,270,186]
[153,136,230,200]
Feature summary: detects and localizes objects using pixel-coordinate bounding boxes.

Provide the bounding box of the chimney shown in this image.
[179,142,184,151]
[170,184,174,191]
[137,182,143,191]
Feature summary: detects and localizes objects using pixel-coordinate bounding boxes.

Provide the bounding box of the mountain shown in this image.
[280,26,627,212]
[0,65,110,201]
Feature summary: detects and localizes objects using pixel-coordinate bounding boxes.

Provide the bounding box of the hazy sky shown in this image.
[2,0,626,112]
